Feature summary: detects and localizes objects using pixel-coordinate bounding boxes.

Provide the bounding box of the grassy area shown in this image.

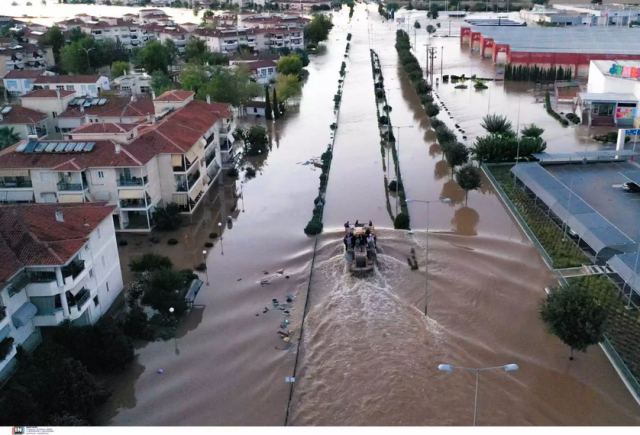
[488,164,590,268]
[567,275,640,384]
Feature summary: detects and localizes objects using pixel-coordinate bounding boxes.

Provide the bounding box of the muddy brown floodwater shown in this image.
[99,3,640,426]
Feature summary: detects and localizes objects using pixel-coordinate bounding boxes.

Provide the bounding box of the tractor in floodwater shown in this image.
[343,220,378,276]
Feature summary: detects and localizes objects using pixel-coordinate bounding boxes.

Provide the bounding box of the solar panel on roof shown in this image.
[73,143,85,152]
[15,142,27,152]
[83,101,92,107]
[64,143,76,152]
[91,98,100,105]
[1,106,12,114]
[34,142,47,152]
[23,141,38,153]
[54,142,67,152]
[98,98,106,105]
[84,142,95,152]
[44,143,57,152]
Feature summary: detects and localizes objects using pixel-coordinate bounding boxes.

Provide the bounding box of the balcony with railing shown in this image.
[205,149,217,167]
[175,170,201,193]
[61,259,85,281]
[172,155,195,173]
[120,193,151,209]
[67,288,91,318]
[116,170,149,187]
[0,177,32,188]
[57,172,87,192]
[122,210,151,230]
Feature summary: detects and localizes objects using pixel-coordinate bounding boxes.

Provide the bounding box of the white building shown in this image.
[0,105,48,140]
[554,4,640,27]
[112,71,152,95]
[3,70,51,97]
[0,203,123,380]
[33,75,110,98]
[578,60,640,127]
[231,59,277,84]
[0,91,236,232]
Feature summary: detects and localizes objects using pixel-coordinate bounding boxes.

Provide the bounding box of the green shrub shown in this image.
[394,212,410,229]
[130,253,173,272]
[304,217,323,235]
[153,203,183,231]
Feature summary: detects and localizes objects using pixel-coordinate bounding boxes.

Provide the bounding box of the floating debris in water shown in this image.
[157,368,164,374]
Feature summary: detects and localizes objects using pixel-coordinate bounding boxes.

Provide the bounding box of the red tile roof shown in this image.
[126,100,223,161]
[3,69,45,80]
[71,122,139,134]
[59,96,154,120]
[0,203,115,284]
[0,140,142,170]
[0,105,47,125]
[0,100,230,173]
[22,89,76,99]
[154,89,194,102]
[34,74,101,84]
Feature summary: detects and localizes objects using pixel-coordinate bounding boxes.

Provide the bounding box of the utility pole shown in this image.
[440,46,443,78]
[424,44,429,77]
[427,46,437,87]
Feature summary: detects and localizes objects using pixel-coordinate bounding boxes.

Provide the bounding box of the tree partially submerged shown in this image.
[481,113,514,135]
[540,283,608,360]
[455,164,481,205]
[153,203,183,231]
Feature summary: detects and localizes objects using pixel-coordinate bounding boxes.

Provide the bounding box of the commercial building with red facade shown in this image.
[460,26,640,78]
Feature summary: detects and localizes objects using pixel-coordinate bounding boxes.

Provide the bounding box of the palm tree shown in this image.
[0,127,20,150]
[481,114,514,135]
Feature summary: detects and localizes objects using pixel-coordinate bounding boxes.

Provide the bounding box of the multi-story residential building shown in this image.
[3,68,109,99]
[0,43,51,78]
[3,69,50,97]
[0,105,48,140]
[240,13,308,30]
[0,202,123,379]
[33,74,110,98]
[112,71,152,95]
[20,89,76,135]
[0,92,236,232]
[57,95,154,134]
[194,25,304,53]
[231,59,278,84]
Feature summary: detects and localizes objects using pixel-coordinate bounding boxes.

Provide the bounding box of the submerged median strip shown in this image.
[370,49,410,229]
[304,34,352,236]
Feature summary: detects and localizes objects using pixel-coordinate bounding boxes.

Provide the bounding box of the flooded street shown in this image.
[289,230,640,425]
[98,10,353,425]
[95,4,640,426]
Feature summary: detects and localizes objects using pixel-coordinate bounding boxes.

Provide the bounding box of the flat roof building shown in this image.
[578,60,640,127]
[461,26,640,77]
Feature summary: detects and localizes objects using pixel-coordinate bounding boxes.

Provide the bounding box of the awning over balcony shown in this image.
[12,302,37,328]
[0,169,29,177]
[0,190,34,202]
[171,154,183,167]
[0,324,11,341]
[119,189,145,199]
[185,148,198,165]
[58,193,84,203]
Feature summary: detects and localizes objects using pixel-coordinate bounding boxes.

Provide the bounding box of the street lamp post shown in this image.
[202,249,210,285]
[437,362,519,426]
[407,197,451,316]
[218,222,224,255]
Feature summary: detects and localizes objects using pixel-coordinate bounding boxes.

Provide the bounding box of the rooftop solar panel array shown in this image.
[18,140,96,154]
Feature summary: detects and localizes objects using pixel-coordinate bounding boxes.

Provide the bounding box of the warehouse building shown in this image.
[460,26,640,77]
